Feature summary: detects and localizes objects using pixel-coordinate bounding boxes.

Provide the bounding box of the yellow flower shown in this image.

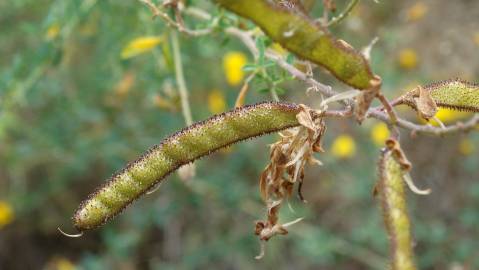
[0,201,14,229]
[435,108,458,123]
[428,108,471,126]
[120,36,162,59]
[398,49,418,70]
[45,256,78,270]
[45,23,61,40]
[458,138,475,156]
[208,89,227,114]
[55,258,76,270]
[406,2,428,22]
[331,134,356,159]
[371,122,390,146]
[223,52,247,86]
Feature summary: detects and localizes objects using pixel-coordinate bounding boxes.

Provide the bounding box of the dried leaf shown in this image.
[296,106,316,131]
[355,75,382,122]
[259,167,270,201]
[385,139,412,171]
[415,85,438,119]
[254,104,325,252]
[323,0,336,12]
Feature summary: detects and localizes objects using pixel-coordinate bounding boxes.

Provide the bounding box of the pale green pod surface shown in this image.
[399,78,479,112]
[73,102,301,231]
[378,149,417,270]
[214,0,375,90]
[428,79,479,112]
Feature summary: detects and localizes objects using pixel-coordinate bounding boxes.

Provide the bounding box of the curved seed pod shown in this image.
[73,102,301,231]
[214,0,376,90]
[377,140,417,270]
[396,78,479,113]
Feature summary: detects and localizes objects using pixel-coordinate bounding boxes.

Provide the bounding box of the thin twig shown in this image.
[270,87,280,101]
[362,36,379,61]
[376,93,398,124]
[369,111,479,136]
[171,31,193,125]
[184,6,212,20]
[321,1,329,25]
[235,71,257,107]
[139,0,213,36]
[326,0,360,27]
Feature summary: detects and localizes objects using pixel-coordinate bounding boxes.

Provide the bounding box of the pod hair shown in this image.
[73,102,302,231]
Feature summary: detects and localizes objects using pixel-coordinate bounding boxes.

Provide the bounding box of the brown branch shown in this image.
[326,0,360,27]
[138,0,213,36]
[142,4,479,137]
[376,92,398,124]
[229,26,479,135]
[234,71,257,107]
[368,110,479,136]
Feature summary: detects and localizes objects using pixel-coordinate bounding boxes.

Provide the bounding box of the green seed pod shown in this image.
[214,0,376,90]
[73,102,301,231]
[377,141,417,270]
[397,78,479,113]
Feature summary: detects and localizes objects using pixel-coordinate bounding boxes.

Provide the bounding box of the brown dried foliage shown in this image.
[255,105,325,248]
[355,75,382,122]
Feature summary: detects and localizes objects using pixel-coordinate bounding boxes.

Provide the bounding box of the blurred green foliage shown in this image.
[0,0,478,269]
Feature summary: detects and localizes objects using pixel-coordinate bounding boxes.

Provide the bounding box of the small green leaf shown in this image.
[256,36,266,65]
[257,88,270,93]
[286,53,295,65]
[242,63,258,71]
[261,60,276,68]
[274,87,286,95]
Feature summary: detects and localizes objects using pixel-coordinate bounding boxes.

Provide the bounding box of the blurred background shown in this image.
[1,0,478,269]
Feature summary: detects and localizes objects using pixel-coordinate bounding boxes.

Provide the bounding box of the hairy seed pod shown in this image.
[377,143,417,270]
[214,0,376,90]
[397,78,479,113]
[73,102,301,231]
